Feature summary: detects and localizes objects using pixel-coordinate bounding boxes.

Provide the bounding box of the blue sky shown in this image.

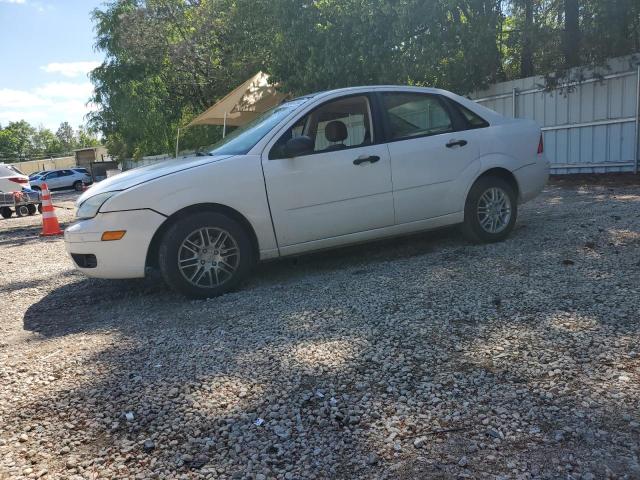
[0,0,105,130]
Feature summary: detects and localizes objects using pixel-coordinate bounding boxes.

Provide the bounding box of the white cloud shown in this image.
[35,82,94,99]
[0,82,95,130]
[41,61,101,78]
[0,88,49,109]
[32,2,54,13]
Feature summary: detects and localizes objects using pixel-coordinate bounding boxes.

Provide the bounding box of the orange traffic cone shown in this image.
[40,182,63,236]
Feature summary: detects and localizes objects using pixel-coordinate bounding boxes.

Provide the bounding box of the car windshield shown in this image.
[208,99,309,156]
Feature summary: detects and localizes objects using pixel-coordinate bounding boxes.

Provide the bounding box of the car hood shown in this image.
[76,154,233,205]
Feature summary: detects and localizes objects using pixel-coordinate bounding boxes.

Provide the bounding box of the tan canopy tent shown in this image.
[188,71,287,131]
[176,72,287,156]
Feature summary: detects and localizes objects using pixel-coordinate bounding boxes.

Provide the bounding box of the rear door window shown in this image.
[381,93,454,141]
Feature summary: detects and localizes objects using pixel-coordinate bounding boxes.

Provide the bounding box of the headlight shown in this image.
[76,192,119,219]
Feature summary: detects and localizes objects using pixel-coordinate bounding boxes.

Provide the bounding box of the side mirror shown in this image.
[284,135,313,158]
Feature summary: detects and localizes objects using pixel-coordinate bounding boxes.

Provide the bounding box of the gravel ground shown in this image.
[1,181,639,479]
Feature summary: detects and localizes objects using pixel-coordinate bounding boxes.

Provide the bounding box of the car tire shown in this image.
[1,207,12,219]
[27,204,37,216]
[158,212,255,299]
[16,205,29,217]
[73,181,83,191]
[461,176,518,244]
[37,204,43,214]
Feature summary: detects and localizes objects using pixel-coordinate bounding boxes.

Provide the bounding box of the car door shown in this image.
[262,93,394,248]
[380,92,480,224]
[58,170,75,188]
[43,171,61,189]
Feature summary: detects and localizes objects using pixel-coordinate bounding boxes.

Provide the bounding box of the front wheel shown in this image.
[158,212,254,298]
[461,176,518,244]
[73,181,83,191]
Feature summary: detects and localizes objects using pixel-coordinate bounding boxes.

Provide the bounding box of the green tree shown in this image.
[88,0,640,159]
[55,121,76,152]
[0,121,36,159]
[89,0,268,159]
[32,127,63,156]
[76,125,102,148]
[562,0,580,68]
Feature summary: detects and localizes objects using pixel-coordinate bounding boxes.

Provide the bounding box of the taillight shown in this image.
[537,134,544,154]
[8,177,28,184]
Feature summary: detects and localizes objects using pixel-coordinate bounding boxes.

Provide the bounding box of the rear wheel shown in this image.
[158,212,254,298]
[27,204,37,216]
[73,180,83,191]
[461,176,518,244]
[1,207,12,219]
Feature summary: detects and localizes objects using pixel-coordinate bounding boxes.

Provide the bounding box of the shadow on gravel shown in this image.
[16,186,640,478]
[23,226,461,338]
[0,270,74,294]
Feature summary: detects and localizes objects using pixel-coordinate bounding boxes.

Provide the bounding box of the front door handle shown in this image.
[446,139,468,148]
[353,155,380,165]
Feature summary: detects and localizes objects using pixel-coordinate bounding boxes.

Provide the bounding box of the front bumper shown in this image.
[64,209,166,279]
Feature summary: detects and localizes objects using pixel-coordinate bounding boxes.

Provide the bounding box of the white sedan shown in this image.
[66,86,549,298]
[0,163,30,192]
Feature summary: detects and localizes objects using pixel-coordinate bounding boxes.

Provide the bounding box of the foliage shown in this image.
[89,0,640,159]
[0,121,101,162]
[89,0,270,159]
[56,122,76,152]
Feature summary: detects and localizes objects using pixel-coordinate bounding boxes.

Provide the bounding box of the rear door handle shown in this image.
[446,139,468,148]
[353,155,380,165]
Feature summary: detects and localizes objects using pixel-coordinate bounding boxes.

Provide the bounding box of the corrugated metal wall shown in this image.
[471,56,640,174]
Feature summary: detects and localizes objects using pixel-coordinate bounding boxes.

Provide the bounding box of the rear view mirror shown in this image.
[284,136,313,158]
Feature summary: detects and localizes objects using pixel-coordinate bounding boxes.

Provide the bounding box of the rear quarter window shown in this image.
[0,165,19,176]
[450,101,490,129]
[0,165,26,176]
[9,165,26,175]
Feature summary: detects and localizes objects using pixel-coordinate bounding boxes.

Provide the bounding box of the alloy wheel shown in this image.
[477,187,512,234]
[177,227,240,288]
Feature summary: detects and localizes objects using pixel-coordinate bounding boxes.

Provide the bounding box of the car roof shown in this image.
[303,85,449,98]
[287,85,506,124]
[286,86,444,102]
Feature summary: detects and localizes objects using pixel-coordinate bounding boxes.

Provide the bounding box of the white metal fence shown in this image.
[471,55,640,174]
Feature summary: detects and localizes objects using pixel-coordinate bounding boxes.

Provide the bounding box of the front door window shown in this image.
[270,95,374,159]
